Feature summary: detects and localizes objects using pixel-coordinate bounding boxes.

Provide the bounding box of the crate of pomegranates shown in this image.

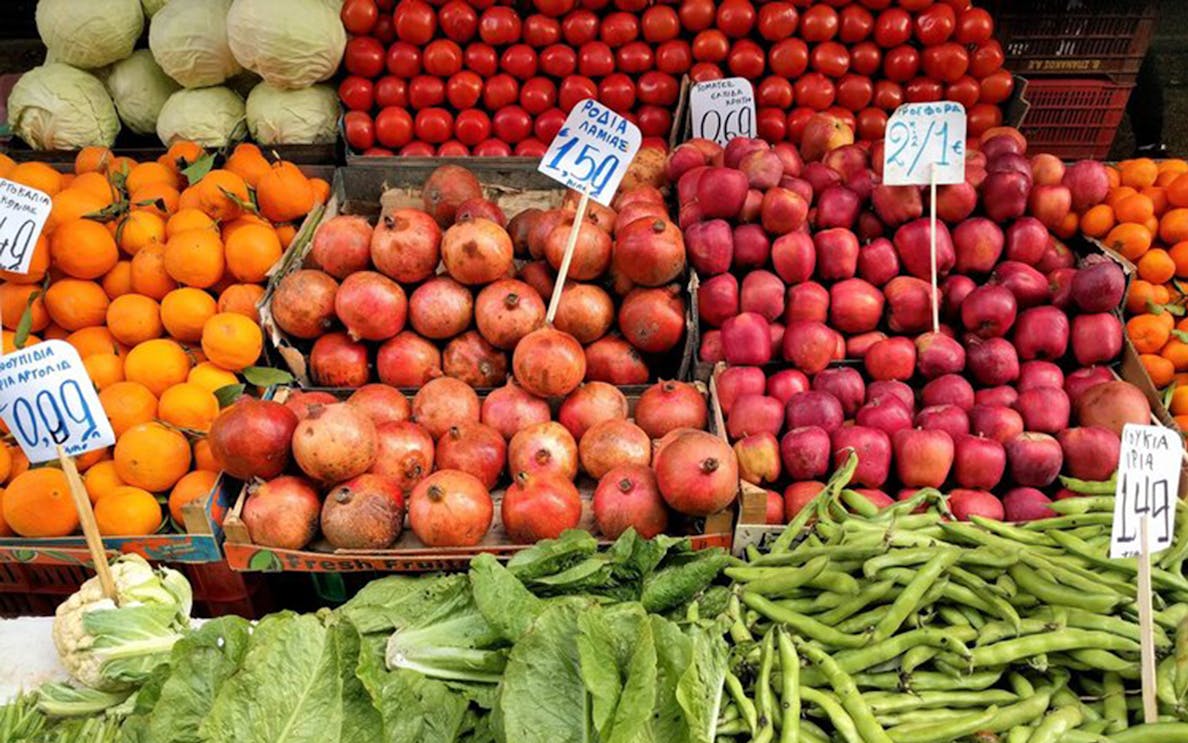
[218,381,736,572]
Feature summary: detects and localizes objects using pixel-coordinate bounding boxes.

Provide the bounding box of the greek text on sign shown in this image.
[0,340,115,464]
[1111,423,1182,559]
[689,77,756,145]
[538,99,642,207]
[0,178,51,276]
[882,102,967,186]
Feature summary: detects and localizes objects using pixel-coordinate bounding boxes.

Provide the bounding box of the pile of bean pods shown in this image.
[715,460,1188,743]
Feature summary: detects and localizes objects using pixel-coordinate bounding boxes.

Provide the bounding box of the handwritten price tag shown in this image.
[882,102,967,186]
[1111,423,1182,558]
[689,77,756,145]
[0,179,51,276]
[539,99,641,207]
[0,340,115,464]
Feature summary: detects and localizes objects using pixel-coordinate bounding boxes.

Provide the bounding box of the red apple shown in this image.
[716,366,767,414]
[966,337,1020,387]
[1065,366,1114,407]
[915,331,966,379]
[781,426,831,480]
[893,428,955,488]
[815,228,860,281]
[867,380,916,413]
[991,261,1050,308]
[949,488,1004,521]
[785,281,830,324]
[771,232,815,284]
[1028,184,1072,230]
[786,390,845,433]
[1005,432,1063,487]
[722,312,773,366]
[812,367,866,418]
[784,481,827,519]
[733,223,772,269]
[832,425,892,488]
[1071,313,1123,366]
[856,396,914,435]
[1058,426,1122,482]
[734,432,781,485]
[847,331,888,359]
[783,321,836,375]
[970,404,1025,444]
[935,181,978,222]
[727,395,785,439]
[871,184,924,227]
[829,278,885,334]
[857,237,901,287]
[1071,259,1126,314]
[915,404,970,439]
[1013,305,1070,361]
[885,276,938,334]
[761,187,810,235]
[1003,487,1055,522]
[952,217,1004,274]
[953,433,1006,490]
[766,369,811,405]
[975,385,1019,408]
[865,336,916,382]
[922,374,974,411]
[1013,386,1070,434]
[741,270,787,322]
[1018,360,1064,392]
[1004,217,1050,266]
[962,285,1017,338]
[801,113,854,162]
[894,218,955,280]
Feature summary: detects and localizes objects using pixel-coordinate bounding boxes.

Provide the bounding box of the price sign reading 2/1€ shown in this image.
[689,77,756,146]
[538,99,642,207]
[882,102,967,186]
[0,340,115,464]
[0,178,51,277]
[1111,423,1183,559]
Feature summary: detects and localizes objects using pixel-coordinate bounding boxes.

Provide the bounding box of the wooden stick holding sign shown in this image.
[930,171,939,333]
[1138,516,1158,722]
[545,193,590,324]
[59,444,118,601]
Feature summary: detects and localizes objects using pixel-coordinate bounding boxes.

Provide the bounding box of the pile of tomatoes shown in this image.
[338,0,1014,157]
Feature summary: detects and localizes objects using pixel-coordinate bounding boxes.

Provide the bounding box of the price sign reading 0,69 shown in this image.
[689,78,756,146]
[0,178,51,277]
[539,99,641,207]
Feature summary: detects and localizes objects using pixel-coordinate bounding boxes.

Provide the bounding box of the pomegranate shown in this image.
[528,208,573,259]
[310,215,372,279]
[346,384,410,426]
[544,219,612,280]
[474,279,546,349]
[271,269,338,339]
[615,202,670,236]
[442,218,515,285]
[412,377,481,438]
[579,419,651,479]
[507,208,541,256]
[377,332,442,387]
[593,465,668,539]
[443,330,508,388]
[481,379,551,440]
[508,421,578,480]
[242,475,320,549]
[518,260,557,301]
[435,422,507,489]
[634,381,708,439]
[371,208,442,283]
[284,390,338,420]
[292,403,377,483]
[553,282,615,344]
[502,472,582,543]
[455,197,506,226]
[584,336,649,384]
[408,276,474,340]
[408,469,493,546]
[653,430,739,516]
[613,217,686,287]
[335,271,407,341]
[209,398,298,480]
[422,164,484,226]
[619,285,686,353]
[370,421,435,492]
[310,332,370,387]
[514,326,586,397]
[558,382,629,441]
[320,474,405,549]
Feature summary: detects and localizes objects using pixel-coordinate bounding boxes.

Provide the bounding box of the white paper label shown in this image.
[1111,423,1182,558]
[538,99,641,207]
[0,340,115,464]
[689,77,757,145]
[0,179,50,276]
[882,102,967,186]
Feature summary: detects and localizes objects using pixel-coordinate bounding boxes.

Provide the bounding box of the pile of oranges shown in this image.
[0,142,328,541]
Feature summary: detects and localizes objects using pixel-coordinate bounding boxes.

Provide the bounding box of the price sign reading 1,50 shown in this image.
[544,135,621,200]
[538,99,641,207]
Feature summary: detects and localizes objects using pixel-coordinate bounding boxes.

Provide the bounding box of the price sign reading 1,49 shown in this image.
[0,178,51,277]
[0,340,115,464]
[1111,423,1183,559]
[689,77,756,146]
[882,102,967,187]
[538,99,642,207]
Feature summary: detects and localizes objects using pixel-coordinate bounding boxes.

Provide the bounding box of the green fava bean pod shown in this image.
[794,638,892,743]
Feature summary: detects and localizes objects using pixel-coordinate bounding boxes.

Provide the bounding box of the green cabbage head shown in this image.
[246,82,340,145]
[149,0,241,88]
[106,50,181,135]
[36,0,143,69]
[226,0,346,90]
[8,63,119,150]
[157,86,246,147]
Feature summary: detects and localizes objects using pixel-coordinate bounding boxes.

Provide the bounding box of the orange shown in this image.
[201,312,263,372]
[160,287,217,343]
[218,283,264,322]
[225,143,271,188]
[1162,338,1188,372]
[106,156,136,180]
[162,141,205,174]
[129,243,179,300]
[117,210,166,256]
[192,437,219,472]
[70,172,118,204]
[1168,173,1188,208]
[310,177,331,205]
[47,188,109,233]
[1153,284,1172,304]
[1161,209,1188,245]
[83,353,125,390]
[164,229,225,288]
[2,468,77,537]
[168,470,217,525]
[1141,353,1176,389]
[1114,193,1155,225]
[1171,386,1188,416]
[275,223,298,249]
[1108,186,1138,210]
[1054,211,1079,240]
[94,486,162,536]
[224,224,282,283]
[2,330,39,353]
[257,162,314,223]
[1170,242,1188,279]
[1138,248,1176,285]
[130,183,180,219]
[83,460,125,504]
[114,422,192,492]
[190,169,250,222]
[67,325,125,359]
[1104,222,1153,261]
[43,279,109,331]
[1156,312,1176,331]
[74,146,112,175]
[1127,314,1172,354]
[221,213,272,242]
[101,260,133,299]
[1143,186,1169,216]
[126,161,179,194]
[0,235,49,284]
[0,489,8,536]
[0,153,12,179]
[188,361,239,394]
[124,338,192,396]
[42,324,68,342]
[8,448,27,483]
[7,162,63,196]
[1120,158,1159,189]
[1127,280,1157,314]
[106,294,164,346]
[99,381,158,436]
[157,382,219,432]
[166,208,217,238]
[51,218,119,279]
[0,445,12,484]
[0,282,49,332]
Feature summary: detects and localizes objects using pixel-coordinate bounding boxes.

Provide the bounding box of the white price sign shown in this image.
[538,99,641,207]
[1111,423,1182,558]
[0,340,115,464]
[882,102,967,186]
[689,77,756,145]
[0,178,50,276]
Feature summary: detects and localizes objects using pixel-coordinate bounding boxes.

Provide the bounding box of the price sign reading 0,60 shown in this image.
[538,99,641,207]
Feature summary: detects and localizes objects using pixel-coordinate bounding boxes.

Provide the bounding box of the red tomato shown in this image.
[615,0,648,13]
[836,74,873,111]
[464,43,497,76]
[341,0,378,34]
[561,9,599,45]
[524,15,562,46]
[540,44,577,77]
[679,0,715,32]
[483,74,520,109]
[394,0,436,44]
[944,75,980,108]
[968,102,1003,137]
[479,7,521,45]
[534,108,566,141]
[600,12,639,46]
[850,41,881,76]
[617,41,654,73]
[838,4,873,43]
[474,139,512,156]
[656,40,692,74]
[883,45,919,82]
[409,76,445,109]
[873,79,904,111]
[534,0,575,18]
[795,72,835,110]
[515,139,548,157]
[642,6,680,43]
[438,140,469,156]
[519,77,557,114]
[914,4,956,45]
[455,109,492,145]
[728,39,765,78]
[446,70,483,108]
[578,41,615,76]
[716,0,756,39]
[339,76,374,112]
[343,111,375,151]
[873,8,911,47]
[786,107,814,144]
[969,40,1004,78]
[693,30,729,62]
[757,76,794,109]
[345,37,386,78]
[943,0,973,10]
[899,0,933,10]
[922,42,969,83]
[856,107,887,140]
[437,1,477,42]
[375,76,408,108]
[423,39,463,77]
[493,105,532,143]
[375,107,414,148]
[811,41,850,77]
[501,44,539,79]
[372,14,395,44]
[979,69,1014,104]
[956,7,993,44]
[599,73,636,113]
[905,78,943,103]
[769,38,809,78]
[757,107,787,143]
[386,42,421,77]
[758,2,798,42]
[801,5,839,42]
[361,147,392,157]
[689,63,723,82]
[400,142,435,156]
[637,105,672,138]
[559,75,598,111]
[857,0,892,9]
